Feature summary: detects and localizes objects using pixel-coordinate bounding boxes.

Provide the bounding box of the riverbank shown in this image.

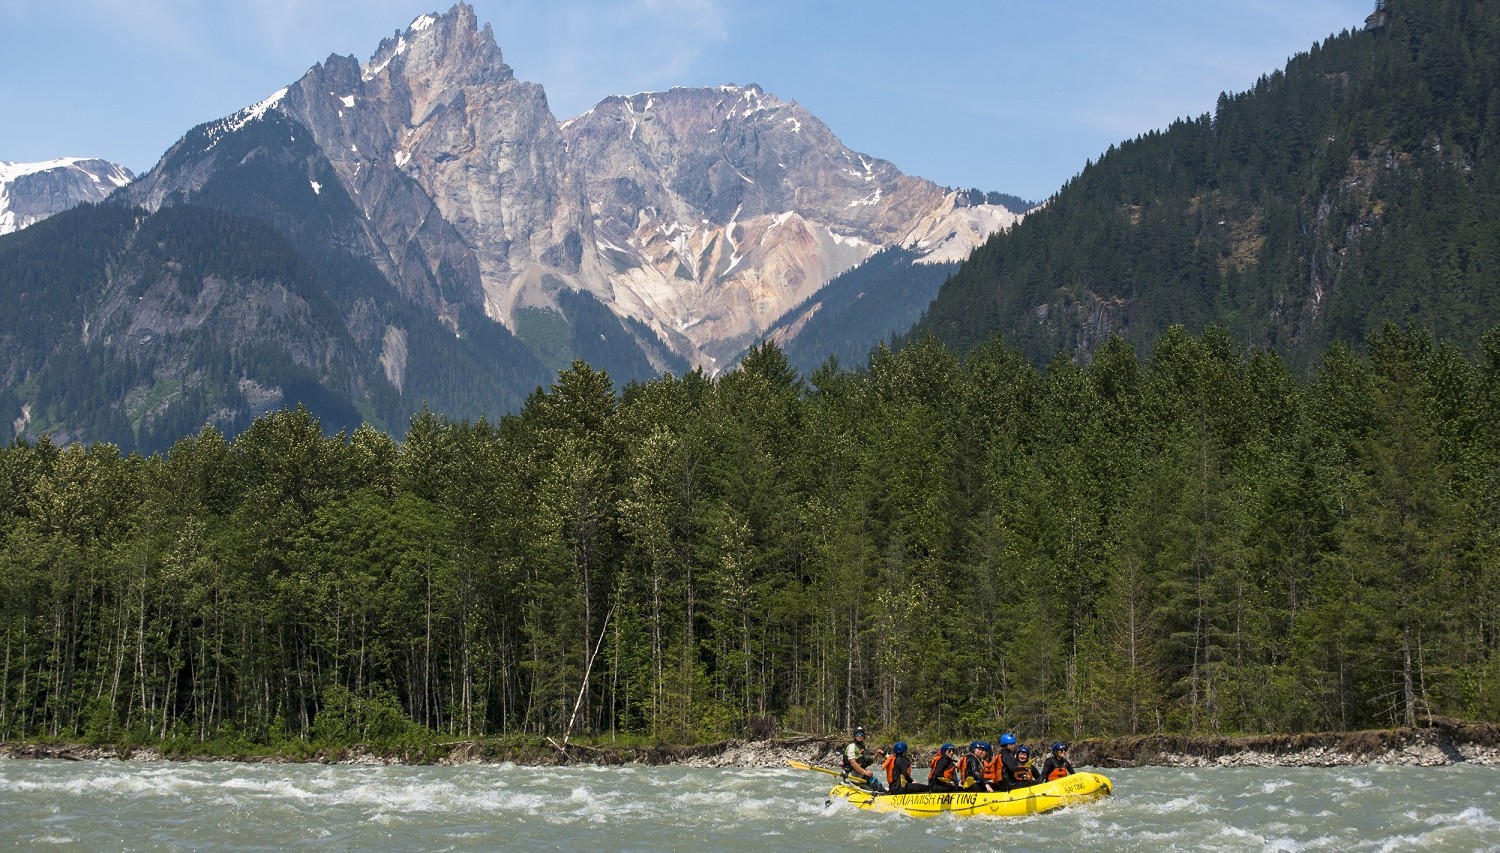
[4,718,1498,768]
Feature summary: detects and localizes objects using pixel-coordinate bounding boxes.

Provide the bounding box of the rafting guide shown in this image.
[841,726,886,792]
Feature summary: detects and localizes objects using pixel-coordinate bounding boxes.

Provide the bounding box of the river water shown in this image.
[2,759,1497,851]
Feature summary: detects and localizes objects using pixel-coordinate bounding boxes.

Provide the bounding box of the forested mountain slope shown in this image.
[763,246,958,378]
[911,0,1500,367]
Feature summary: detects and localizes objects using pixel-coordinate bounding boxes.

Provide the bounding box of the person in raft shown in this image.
[1041,742,1075,781]
[881,741,926,794]
[994,732,1022,788]
[1005,745,1040,789]
[928,743,961,791]
[959,741,996,793]
[842,726,885,791]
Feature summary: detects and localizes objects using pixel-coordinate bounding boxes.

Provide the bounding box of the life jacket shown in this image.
[958,753,987,786]
[985,754,1005,783]
[1047,766,1071,781]
[842,741,871,774]
[929,753,958,786]
[884,753,911,786]
[1012,761,1035,784]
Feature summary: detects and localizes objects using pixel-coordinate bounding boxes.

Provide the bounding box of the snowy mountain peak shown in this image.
[363,3,506,84]
[0,157,134,235]
[116,4,1022,375]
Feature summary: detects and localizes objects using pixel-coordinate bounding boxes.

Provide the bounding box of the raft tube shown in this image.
[828,771,1113,818]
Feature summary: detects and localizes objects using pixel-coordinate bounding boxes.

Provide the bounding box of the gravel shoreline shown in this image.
[4,720,1497,769]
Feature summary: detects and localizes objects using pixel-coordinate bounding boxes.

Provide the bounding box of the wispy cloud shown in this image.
[6,0,208,59]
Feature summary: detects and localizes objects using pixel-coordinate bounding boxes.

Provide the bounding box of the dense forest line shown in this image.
[913,0,1500,370]
[1,326,1496,751]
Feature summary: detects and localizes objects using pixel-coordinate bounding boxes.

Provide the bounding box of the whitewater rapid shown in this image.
[3,759,1497,850]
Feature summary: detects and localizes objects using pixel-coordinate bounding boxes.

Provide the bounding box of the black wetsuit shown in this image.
[999,750,1038,790]
[1041,754,1075,781]
[928,753,960,791]
[959,750,994,792]
[883,753,927,794]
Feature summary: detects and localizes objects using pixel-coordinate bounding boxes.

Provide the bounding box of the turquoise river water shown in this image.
[1,759,1497,851]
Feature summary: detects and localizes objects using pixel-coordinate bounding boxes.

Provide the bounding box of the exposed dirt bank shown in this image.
[1071,718,1500,768]
[4,719,1497,768]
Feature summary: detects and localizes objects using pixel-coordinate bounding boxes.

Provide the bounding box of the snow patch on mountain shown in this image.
[0,157,134,235]
[203,88,288,151]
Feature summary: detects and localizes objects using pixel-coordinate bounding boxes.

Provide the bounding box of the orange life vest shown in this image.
[1047,766,1071,781]
[883,753,912,786]
[985,754,1004,783]
[958,754,985,785]
[929,752,957,785]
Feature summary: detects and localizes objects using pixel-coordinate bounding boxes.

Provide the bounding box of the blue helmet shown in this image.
[969,740,984,751]
[980,741,993,752]
[1052,742,1069,753]
[893,741,908,754]
[999,733,1017,746]
[853,726,866,739]
[941,742,955,753]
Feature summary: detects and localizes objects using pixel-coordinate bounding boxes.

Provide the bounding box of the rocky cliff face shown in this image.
[0,158,134,235]
[562,85,1019,366]
[122,3,1021,373]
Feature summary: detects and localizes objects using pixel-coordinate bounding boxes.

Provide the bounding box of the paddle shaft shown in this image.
[786,759,880,790]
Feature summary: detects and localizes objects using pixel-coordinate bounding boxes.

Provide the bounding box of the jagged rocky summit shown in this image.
[0,158,134,235]
[0,3,1026,451]
[123,3,1021,373]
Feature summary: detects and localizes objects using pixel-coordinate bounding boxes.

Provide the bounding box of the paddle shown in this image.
[786,759,883,792]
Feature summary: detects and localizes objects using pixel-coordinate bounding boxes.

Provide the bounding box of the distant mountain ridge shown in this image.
[560,84,1017,367]
[910,0,1500,368]
[122,4,1019,372]
[0,158,133,235]
[0,3,1022,450]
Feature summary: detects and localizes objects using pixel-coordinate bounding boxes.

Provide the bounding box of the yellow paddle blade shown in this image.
[786,759,843,778]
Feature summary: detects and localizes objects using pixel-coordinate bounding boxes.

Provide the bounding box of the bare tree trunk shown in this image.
[1401,625,1417,728]
[562,604,616,748]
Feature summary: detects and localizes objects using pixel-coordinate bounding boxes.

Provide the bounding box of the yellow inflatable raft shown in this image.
[827,771,1113,818]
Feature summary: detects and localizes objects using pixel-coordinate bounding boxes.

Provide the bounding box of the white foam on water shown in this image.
[1214,824,1270,844]
[558,784,626,824]
[1141,794,1210,815]
[1377,833,1425,852]
[722,792,799,820]
[788,797,838,816]
[1335,772,1374,789]
[1261,780,1295,794]
[218,776,317,799]
[1424,805,1498,829]
[9,768,213,800]
[480,789,546,812]
[671,788,743,807]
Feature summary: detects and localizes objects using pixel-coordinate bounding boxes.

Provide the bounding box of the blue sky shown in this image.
[2,0,1374,201]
